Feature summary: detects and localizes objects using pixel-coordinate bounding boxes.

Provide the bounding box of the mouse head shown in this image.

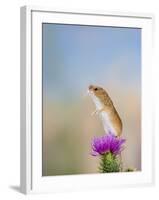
[88,85,107,98]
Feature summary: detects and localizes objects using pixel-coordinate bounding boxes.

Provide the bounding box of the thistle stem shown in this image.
[99,152,121,173]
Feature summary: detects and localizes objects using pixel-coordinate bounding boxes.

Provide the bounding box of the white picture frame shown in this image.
[20,5,154,194]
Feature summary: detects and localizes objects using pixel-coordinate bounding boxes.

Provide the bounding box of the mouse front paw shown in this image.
[91,110,98,116]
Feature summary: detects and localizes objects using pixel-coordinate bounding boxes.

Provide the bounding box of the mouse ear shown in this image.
[89,85,94,90]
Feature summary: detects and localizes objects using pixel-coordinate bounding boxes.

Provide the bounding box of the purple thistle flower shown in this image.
[91,133,126,156]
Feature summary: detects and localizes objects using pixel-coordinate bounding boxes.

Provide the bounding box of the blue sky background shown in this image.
[42,23,141,102]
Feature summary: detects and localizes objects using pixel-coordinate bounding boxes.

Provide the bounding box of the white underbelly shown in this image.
[100,112,117,135]
[89,93,117,135]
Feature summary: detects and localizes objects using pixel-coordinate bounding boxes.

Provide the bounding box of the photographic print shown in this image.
[42,23,141,176]
[20,7,154,193]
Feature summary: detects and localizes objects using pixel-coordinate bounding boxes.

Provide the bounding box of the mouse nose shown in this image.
[89,85,94,90]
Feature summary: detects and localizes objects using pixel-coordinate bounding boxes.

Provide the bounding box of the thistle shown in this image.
[91,133,126,173]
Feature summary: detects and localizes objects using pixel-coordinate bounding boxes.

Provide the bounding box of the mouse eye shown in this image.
[94,88,98,91]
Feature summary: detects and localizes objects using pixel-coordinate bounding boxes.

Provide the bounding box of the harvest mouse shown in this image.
[88,85,122,137]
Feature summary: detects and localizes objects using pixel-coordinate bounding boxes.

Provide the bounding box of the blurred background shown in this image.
[42,23,141,176]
